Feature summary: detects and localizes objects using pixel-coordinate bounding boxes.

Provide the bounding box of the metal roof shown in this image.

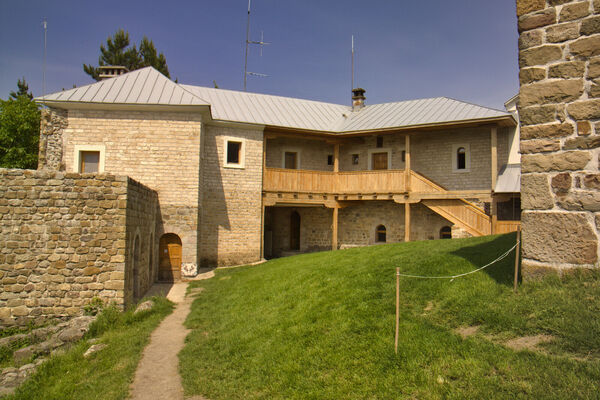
[38,67,513,132]
[495,164,521,193]
[37,67,208,106]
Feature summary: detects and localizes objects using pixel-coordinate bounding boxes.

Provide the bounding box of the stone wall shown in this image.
[266,137,334,171]
[0,169,157,328]
[38,108,67,171]
[517,0,600,276]
[200,125,263,267]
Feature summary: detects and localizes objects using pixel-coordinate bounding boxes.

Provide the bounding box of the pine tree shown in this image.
[83,29,171,80]
[9,77,33,100]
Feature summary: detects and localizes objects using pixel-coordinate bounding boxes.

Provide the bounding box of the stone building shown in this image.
[35,66,520,265]
[516,0,600,277]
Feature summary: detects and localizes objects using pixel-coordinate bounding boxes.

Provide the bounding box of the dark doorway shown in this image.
[159,233,182,281]
[290,211,301,250]
[285,152,298,169]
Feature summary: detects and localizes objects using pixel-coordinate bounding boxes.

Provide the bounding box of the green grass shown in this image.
[5,297,174,400]
[180,234,600,399]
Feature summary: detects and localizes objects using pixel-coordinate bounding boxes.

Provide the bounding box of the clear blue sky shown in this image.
[0,1,518,109]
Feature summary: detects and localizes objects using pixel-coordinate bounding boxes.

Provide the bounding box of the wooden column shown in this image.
[491,126,498,235]
[405,135,411,192]
[491,199,498,235]
[404,202,411,242]
[333,143,340,173]
[260,136,267,259]
[332,206,339,250]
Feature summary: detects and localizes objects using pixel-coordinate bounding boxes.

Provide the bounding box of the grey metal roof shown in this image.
[37,67,208,106]
[495,164,521,193]
[38,67,513,132]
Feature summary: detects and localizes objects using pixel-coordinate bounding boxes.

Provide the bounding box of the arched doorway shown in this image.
[159,233,182,281]
[440,226,452,239]
[133,235,141,300]
[290,211,300,250]
[376,225,387,243]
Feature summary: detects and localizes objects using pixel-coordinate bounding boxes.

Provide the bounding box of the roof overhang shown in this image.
[35,99,211,114]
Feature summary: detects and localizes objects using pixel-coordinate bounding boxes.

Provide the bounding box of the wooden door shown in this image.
[285,152,298,169]
[290,211,300,250]
[159,234,182,281]
[372,152,388,170]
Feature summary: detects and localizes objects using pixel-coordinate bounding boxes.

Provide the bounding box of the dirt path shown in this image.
[130,282,207,400]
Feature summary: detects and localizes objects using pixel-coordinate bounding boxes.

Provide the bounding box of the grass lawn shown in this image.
[5,297,173,400]
[181,233,600,399]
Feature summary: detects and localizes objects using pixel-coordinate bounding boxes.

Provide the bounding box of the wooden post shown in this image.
[491,198,498,235]
[405,135,411,192]
[333,143,340,173]
[332,206,339,251]
[395,267,400,354]
[491,126,498,190]
[404,202,411,242]
[513,226,521,292]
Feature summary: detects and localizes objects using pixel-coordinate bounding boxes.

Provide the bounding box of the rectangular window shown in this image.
[352,154,359,165]
[327,154,333,166]
[80,151,100,173]
[376,136,383,148]
[227,141,241,164]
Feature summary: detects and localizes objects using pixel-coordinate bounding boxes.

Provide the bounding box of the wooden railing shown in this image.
[263,168,407,194]
[494,220,521,234]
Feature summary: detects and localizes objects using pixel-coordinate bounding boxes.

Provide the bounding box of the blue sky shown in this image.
[0,1,518,109]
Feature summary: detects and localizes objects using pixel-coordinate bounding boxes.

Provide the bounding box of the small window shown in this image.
[440,226,452,239]
[327,154,333,166]
[376,136,383,148]
[376,225,386,243]
[80,151,100,173]
[452,143,470,172]
[224,138,245,168]
[352,154,359,165]
[284,152,298,169]
[457,147,466,170]
[402,150,406,162]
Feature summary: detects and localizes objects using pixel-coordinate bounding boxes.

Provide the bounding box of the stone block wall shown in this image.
[200,125,263,267]
[266,137,334,171]
[517,0,600,276]
[38,108,67,171]
[0,169,157,328]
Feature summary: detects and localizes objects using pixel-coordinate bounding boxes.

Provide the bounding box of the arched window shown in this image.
[457,147,466,170]
[440,226,452,239]
[376,225,387,243]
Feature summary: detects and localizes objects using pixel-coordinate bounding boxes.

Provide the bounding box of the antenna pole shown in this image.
[244,0,251,91]
[43,18,47,102]
[351,35,354,92]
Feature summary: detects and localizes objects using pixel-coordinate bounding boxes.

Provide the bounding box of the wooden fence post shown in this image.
[513,226,521,292]
[395,267,400,354]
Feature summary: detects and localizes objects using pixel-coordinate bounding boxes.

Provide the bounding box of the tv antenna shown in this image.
[243,0,270,91]
[42,18,47,103]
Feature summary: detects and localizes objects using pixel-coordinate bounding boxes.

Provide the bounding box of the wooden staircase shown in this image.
[411,171,492,236]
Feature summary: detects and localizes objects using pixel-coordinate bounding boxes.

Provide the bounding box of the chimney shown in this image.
[352,88,366,111]
[98,66,129,80]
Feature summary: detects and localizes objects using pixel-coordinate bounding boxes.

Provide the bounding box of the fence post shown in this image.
[513,226,521,292]
[395,267,400,354]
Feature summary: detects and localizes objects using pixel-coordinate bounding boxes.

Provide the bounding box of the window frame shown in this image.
[281,148,301,169]
[74,144,105,173]
[223,137,246,169]
[451,143,471,173]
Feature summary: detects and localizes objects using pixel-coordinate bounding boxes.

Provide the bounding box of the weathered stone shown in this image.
[567,99,600,119]
[546,21,580,42]
[517,0,546,17]
[519,45,564,68]
[83,343,107,358]
[521,261,561,280]
[522,211,598,264]
[577,121,592,135]
[570,34,600,57]
[551,172,572,193]
[520,79,583,107]
[521,123,574,139]
[519,9,557,32]
[13,346,34,363]
[557,191,600,211]
[589,57,600,78]
[522,151,591,172]
[589,79,600,97]
[584,173,600,189]
[548,61,586,78]
[521,174,555,209]
[548,0,578,5]
[519,67,546,85]
[519,30,544,50]
[559,2,591,22]
[520,139,561,153]
[519,105,559,125]
[563,135,600,149]
[134,300,154,314]
[581,15,600,35]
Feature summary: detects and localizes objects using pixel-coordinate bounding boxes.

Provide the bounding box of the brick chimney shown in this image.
[98,66,129,80]
[352,88,366,111]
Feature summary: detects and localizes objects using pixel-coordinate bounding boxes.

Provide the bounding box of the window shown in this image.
[327,155,333,166]
[376,136,383,148]
[224,137,245,168]
[452,144,470,172]
[352,154,359,165]
[368,148,391,170]
[74,145,105,173]
[376,225,387,243]
[440,226,452,239]
[80,151,100,173]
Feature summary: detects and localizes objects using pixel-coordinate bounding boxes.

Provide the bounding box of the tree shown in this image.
[0,80,40,169]
[83,29,171,80]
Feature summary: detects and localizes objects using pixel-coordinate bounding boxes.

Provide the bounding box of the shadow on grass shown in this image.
[450,233,518,286]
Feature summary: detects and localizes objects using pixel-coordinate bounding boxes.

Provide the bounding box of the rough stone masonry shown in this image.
[517,0,600,277]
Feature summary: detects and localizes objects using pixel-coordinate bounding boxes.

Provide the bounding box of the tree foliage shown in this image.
[0,80,40,169]
[83,29,171,80]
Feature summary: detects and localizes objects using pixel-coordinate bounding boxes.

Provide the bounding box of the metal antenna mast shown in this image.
[351,35,355,91]
[42,18,47,102]
[243,0,269,91]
